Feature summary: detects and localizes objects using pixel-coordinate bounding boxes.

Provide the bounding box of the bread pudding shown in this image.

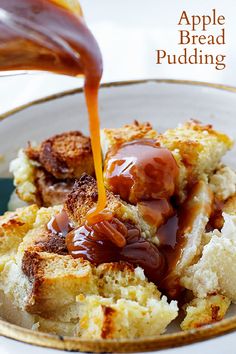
[1,119,236,339]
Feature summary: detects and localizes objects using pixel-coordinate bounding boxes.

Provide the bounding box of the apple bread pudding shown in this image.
[1,119,236,339]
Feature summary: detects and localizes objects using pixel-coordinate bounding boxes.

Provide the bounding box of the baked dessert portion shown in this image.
[2,119,236,338]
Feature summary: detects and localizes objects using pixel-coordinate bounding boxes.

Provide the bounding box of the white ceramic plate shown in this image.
[0,79,236,354]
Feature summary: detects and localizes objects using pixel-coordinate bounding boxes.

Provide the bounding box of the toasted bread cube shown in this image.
[22,251,97,315]
[102,120,233,202]
[0,249,178,338]
[101,121,158,158]
[64,173,158,242]
[76,293,178,339]
[210,166,236,202]
[181,294,230,330]
[0,205,38,269]
[10,131,95,207]
[159,120,233,198]
[26,131,94,180]
[96,262,161,301]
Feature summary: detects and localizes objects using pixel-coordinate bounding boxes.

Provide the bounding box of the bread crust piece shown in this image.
[181,294,230,330]
[64,173,157,242]
[10,131,95,207]
[161,181,213,297]
[26,131,94,180]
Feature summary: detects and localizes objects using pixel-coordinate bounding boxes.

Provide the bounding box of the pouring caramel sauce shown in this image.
[1,0,187,291]
[0,0,106,223]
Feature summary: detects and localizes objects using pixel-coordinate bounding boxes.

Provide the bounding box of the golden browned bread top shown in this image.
[26,131,94,180]
[64,174,157,241]
[101,121,159,157]
[159,120,233,181]
[64,173,122,225]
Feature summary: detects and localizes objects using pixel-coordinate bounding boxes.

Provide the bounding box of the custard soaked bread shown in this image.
[3,119,236,337]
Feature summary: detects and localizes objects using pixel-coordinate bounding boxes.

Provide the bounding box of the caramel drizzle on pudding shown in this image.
[104,139,179,204]
[137,199,174,229]
[47,210,166,284]
[47,137,182,288]
[66,219,166,284]
[47,208,180,288]
[206,197,224,232]
[47,210,73,237]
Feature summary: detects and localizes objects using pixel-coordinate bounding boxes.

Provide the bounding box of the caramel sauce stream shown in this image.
[0,0,106,223]
[84,84,107,223]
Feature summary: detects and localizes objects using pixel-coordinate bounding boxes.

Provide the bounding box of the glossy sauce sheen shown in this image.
[206,198,224,231]
[157,214,185,298]
[0,0,106,223]
[138,199,174,228]
[66,219,166,283]
[47,210,72,237]
[47,209,182,287]
[104,139,179,204]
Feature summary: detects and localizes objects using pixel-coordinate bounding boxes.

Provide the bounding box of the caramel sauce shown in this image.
[206,198,224,231]
[159,182,213,298]
[104,139,179,204]
[66,219,166,283]
[156,214,185,298]
[48,202,176,286]
[138,199,174,228]
[158,214,179,249]
[47,209,72,237]
[0,0,106,223]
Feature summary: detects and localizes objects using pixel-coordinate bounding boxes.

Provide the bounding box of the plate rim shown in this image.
[1,78,236,352]
[0,315,236,352]
[1,78,236,122]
